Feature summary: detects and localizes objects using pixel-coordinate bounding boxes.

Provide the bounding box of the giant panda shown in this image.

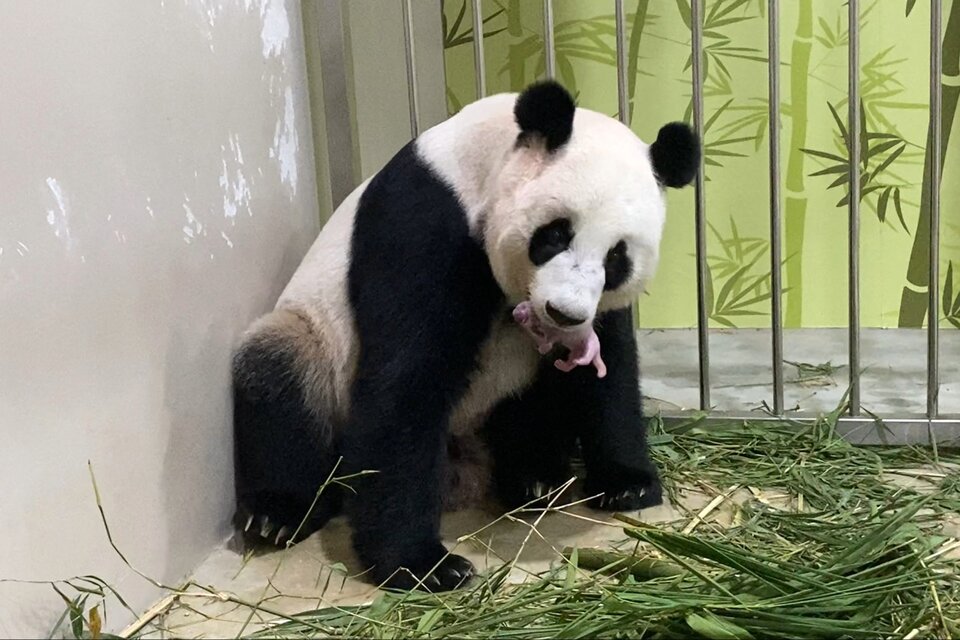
[232,81,699,592]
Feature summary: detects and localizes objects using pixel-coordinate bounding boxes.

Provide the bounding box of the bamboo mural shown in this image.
[784,0,813,327]
[505,0,526,90]
[898,0,960,328]
[441,0,958,331]
[625,0,649,124]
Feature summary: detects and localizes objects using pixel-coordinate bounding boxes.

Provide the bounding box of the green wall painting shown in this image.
[441,0,960,330]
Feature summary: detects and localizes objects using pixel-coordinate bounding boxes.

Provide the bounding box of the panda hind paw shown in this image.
[233,507,297,550]
[589,484,663,512]
[379,552,475,592]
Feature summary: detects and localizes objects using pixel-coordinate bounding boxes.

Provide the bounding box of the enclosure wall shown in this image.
[0,1,320,635]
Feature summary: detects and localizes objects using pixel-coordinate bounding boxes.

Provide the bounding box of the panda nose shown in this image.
[545,301,587,327]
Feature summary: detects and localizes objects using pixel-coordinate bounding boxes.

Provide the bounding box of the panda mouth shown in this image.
[512,301,607,378]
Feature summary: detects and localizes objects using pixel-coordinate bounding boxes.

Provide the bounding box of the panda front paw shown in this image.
[496,476,572,511]
[376,548,475,592]
[590,485,662,511]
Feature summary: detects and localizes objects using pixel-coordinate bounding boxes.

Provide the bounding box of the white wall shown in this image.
[0,1,320,635]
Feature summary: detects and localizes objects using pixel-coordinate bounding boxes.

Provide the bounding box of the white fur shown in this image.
[418,95,666,333]
[272,178,369,421]
[448,314,540,435]
[415,93,519,230]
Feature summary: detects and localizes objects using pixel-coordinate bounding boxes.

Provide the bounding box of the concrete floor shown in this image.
[135,327,959,637]
[639,328,959,417]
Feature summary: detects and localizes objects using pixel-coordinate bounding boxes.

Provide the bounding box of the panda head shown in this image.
[483,81,699,330]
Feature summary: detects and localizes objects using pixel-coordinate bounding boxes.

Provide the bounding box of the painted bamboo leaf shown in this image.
[442,0,507,49]
[494,8,656,100]
[704,217,781,327]
[943,262,960,329]
[445,86,463,115]
[676,1,768,181]
[801,100,912,227]
[944,261,954,320]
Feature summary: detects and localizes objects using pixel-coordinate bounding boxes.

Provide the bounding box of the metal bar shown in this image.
[401,0,419,138]
[768,0,784,415]
[472,0,486,99]
[543,0,556,79]
[313,0,357,209]
[928,0,943,419]
[615,0,637,330]
[691,0,710,410]
[615,0,629,126]
[847,0,861,416]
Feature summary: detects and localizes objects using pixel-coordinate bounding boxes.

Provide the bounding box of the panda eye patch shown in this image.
[603,240,632,291]
[529,217,573,266]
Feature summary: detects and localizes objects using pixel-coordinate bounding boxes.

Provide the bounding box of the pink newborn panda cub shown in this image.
[512,301,606,377]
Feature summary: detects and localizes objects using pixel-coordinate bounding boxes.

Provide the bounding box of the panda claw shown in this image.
[274,526,291,546]
[259,515,274,538]
[532,481,547,499]
[243,513,254,533]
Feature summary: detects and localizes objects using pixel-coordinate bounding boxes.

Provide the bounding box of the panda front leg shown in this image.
[341,369,475,592]
[500,307,662,511]
[576,307,663,511]
[486,372,579,510]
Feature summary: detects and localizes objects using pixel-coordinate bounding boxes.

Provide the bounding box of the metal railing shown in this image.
[378,0,955,445]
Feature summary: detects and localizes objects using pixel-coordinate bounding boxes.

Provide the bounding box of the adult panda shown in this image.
[232,81,699,591]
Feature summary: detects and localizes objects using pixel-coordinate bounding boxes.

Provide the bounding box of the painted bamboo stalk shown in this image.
[506,0,526,90]
[784,0,814,326]
[626,0,650,124]
[898,0,960,328]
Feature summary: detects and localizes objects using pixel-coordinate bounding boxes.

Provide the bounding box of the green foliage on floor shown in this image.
[248,413,960,639]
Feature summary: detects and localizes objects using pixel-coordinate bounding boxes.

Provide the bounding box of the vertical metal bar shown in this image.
[313,0,357,209]
[928,0,942,418]
[691,0,710,410]
[615,0,629,126]
[768,0,784,415]
[401,0,420,138]
[472,0,487,99]
[543,0,556,79]
[847,0,861,416]
[615,0,637,329]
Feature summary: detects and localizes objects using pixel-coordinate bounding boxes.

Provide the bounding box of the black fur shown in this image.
[487,307,662,512]
[343,141,504,591]
[514,81,576,152]
[650,122,700,188]
[528,217,573,266]
[603,240,632,291]
[233,327,342,549]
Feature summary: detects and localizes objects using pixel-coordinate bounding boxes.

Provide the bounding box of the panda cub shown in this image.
[232,81,699,591]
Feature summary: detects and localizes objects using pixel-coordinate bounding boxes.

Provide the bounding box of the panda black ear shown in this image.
[650,122,700,188]
[514,81,576,153]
